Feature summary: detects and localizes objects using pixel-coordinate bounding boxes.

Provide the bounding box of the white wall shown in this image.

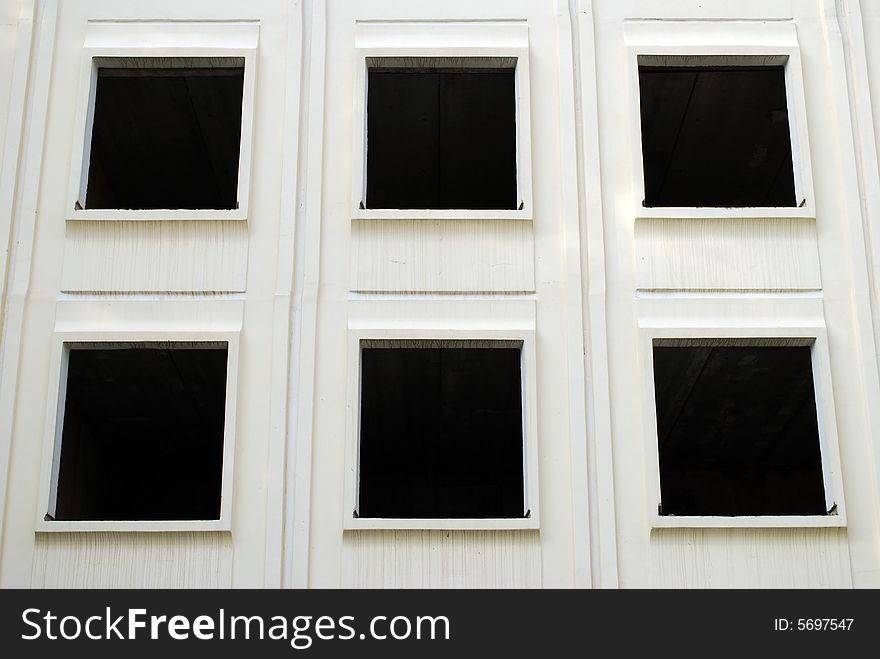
[0,0,294,588]
[0,0,29,340]
[0,3,19,188]
[0,0,879,588]
[301,1,588,588]
[591,0,880,588]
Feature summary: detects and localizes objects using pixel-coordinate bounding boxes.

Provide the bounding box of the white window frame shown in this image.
[36,325,240,533]
[625,20,815,220]
[66,21,259,221]
[344,302,539,530]
[351,21,533,221]
[641,326,846,529]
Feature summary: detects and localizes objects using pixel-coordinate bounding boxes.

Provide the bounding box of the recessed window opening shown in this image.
[51,342,228,521]
[638,57,797,208]
[84,57,245,210]
[652,339,828,517]
[365,57,517,210]
[358,339,525,519]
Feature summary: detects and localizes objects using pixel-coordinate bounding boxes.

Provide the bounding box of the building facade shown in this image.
[1,0,880,588]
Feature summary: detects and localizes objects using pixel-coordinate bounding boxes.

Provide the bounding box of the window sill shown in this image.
[352,208,532,221]
[67,208,248,221]
[344,517,539,531]
[35,519,231,533]
[636,205,815,221]
[651,513,845,529]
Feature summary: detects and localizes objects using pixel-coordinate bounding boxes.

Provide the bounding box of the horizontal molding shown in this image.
[635,218,821,292]
[650,527,851,588]
[62,221,248,293]
[343,529,541,588]
[350,219,534,293]
[32,531,233,588]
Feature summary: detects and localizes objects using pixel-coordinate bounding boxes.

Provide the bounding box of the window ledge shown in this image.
[343,517,539,531]
[636,205,815,221]
[651,514,845,529]
[35,519,232,533]
[352,208,532,221]
[68,209,248,221]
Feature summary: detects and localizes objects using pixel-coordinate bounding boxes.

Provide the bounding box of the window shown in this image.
[48,342,229,522]
[365,58,517,211]
[67,21,259,220]
[357,340,526,519]
[351,18,534,221]
[638,59,796,208]
[82,58,245,211]
[651,339,831,517]
[624,21,815,219]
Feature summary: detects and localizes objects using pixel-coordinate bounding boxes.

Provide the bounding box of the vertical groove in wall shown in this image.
[342,530,541,588]
[31,532,233,588]
[650,528,851,588]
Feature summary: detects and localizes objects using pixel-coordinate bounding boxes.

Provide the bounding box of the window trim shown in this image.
[350,21,533,221]
[344,312,539,530]
[641,327,846,529]
[66,21,259,221]
[625,20,816,220]
[35,329,240,533]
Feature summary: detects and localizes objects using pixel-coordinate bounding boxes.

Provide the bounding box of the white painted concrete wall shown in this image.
[0,3,19,193]
[1,0,879,588]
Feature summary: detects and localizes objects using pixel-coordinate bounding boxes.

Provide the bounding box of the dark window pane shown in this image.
[85,61,244,210]
[638,66,796,207]
[358,341,524,518]
[366,68,517,210]
[652,343,826,516]
[54,343,228,521]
